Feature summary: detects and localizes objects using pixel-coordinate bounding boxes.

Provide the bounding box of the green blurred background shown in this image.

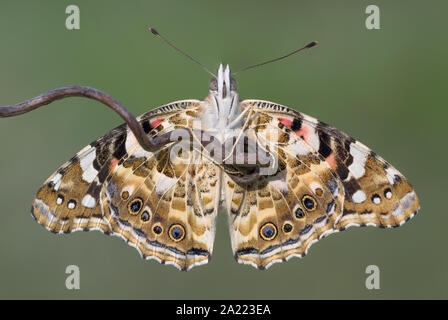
[0,0,446,299]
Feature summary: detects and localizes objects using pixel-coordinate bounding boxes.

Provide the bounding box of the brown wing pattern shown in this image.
[224,111,345,269]
[32,100,221,270]
[30,96,420,271]
[224,100,420,269]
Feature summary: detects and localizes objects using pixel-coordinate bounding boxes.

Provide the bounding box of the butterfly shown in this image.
[25,59,419,271]
[1,29,419,271]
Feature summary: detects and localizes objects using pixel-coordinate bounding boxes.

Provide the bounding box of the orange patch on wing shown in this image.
[110,158,119,170]
[325,153,337,170]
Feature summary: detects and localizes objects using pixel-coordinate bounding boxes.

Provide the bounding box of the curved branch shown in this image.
[0,86,159,152]
[0,86,267,183]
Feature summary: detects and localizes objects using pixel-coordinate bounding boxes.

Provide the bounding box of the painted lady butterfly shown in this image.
[0,31,419,271]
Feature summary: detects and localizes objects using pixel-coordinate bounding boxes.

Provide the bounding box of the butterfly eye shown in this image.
[128,198,143,215]
[169,224,185,242]
[230,77,238,91]
[283,223,293,233]
[302,195,317,211]
[384,188,392,199]
[209,78,218,91]
[260,222,277,241]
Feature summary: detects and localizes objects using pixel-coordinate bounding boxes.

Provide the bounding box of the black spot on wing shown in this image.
[291,118,302,131]
[112,132,127,160]
[333,138,355,180]
[96,163,110,183]
[88,181,102,198]
[335,160,349,180]
[342,178,360,198]
[343,138,354,167]
[317,129,332,158]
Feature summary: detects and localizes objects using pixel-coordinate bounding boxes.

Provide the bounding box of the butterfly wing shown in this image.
[32,100,221,270]
[224,100,420,269]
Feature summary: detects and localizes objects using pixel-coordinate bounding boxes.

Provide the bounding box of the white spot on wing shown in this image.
[80,149,96,170]
[51,173,63,191]
[393,204,403,217]
[386,166,400,186]
[80,150,98,183]
[352,190,367,203]
[303,124,320,151]
[155,175,177,196]
[288,141,310,156]
[373,196,381,204]
[82,166,97,183]
[125,131,150,158]
[266,170,288,193]
[81,194,97,208]
[348,145,367,179]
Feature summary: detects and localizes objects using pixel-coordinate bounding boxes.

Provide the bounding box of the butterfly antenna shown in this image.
[233,41,318,75]
[149,27,216,78]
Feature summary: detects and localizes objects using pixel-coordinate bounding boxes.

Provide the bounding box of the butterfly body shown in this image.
[30,64,419,270]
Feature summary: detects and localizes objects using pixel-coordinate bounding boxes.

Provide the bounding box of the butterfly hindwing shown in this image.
[224,111,345,269]
[101,143,220,271]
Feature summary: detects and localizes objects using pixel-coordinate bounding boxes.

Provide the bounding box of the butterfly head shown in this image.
[209,64,238,100]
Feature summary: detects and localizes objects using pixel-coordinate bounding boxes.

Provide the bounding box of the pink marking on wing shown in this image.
[325,153,337,170]
[278,117,292,129]
[109,158,119,170]
[150,118,165,128]
[295,124,309,139]
[279,117,311,143]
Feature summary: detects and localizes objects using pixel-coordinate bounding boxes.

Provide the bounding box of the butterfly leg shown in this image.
[156,128,272,184]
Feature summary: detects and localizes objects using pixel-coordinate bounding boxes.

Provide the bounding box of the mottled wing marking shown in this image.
[101,137,220,271]
[32,100,222,270]
[224,111,345,269]
[244,100,420,228]
[224,100,420,269]
[31,126,128,235]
